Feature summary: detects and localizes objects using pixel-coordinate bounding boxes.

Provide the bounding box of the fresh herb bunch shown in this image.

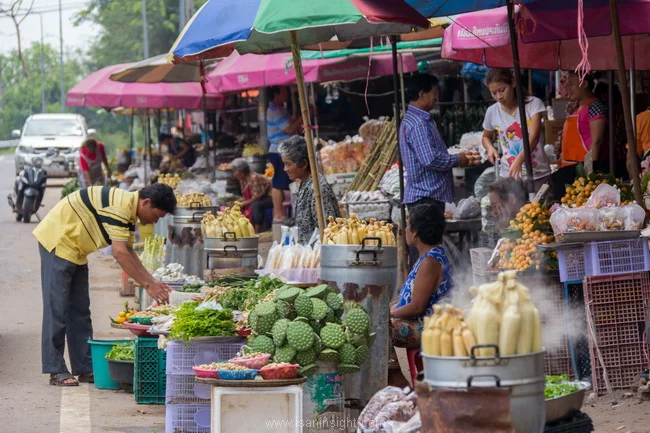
[105,342,135,361]
[169,301,236,342]
[545,374,580,399]
[217,276,285,311]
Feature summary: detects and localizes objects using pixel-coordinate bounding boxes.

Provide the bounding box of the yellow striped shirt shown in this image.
[34,186,139,265]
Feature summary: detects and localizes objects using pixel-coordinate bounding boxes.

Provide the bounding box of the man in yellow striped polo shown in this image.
[33,184,176,386]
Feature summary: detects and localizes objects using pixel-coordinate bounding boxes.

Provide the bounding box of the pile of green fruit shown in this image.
[242,284,374,377]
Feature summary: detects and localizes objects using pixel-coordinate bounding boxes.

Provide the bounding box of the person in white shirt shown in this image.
[481,68,551,190]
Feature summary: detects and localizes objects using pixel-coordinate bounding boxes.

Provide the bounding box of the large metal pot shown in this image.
[243,155,268,174]
[174,205,219,218]
[172,212,205,231]
[204,233,259,252]
[204,246,259,272]
[319,238,397,407]
[422,344,546,433]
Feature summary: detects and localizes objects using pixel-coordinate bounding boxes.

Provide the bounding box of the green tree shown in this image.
[0,42,132,149]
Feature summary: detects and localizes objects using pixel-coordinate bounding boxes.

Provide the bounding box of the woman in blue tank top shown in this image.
[390,203,453,346]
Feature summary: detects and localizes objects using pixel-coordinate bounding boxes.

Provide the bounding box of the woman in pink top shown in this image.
[78,138,111,187]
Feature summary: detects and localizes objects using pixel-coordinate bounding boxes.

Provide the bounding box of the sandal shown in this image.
[78,373,94,384]
[49,372,79,387]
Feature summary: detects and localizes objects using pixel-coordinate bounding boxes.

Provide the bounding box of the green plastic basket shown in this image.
[129,316,153,325]
[89,339,133,390]
[134,336,166,404]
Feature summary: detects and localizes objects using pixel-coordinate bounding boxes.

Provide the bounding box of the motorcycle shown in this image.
[7,157,47,223]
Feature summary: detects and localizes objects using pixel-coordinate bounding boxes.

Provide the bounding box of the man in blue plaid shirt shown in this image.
[400,74,479,209]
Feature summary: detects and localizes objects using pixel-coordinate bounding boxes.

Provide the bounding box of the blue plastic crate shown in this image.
[584,238,650,277]
[134,337,166,404]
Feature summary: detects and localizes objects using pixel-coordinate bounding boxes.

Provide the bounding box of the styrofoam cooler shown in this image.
[165,404,211,433]
[211,386,303,433]
[165,340,244,375]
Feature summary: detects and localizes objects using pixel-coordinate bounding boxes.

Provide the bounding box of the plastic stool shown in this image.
[406,348,423,386]
[211,385,303,433]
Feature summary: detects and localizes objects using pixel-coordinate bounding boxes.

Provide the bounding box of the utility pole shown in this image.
[142,0,149,58]
[40,13,46,112]
[58,0,64,112]
[179,0,186,28]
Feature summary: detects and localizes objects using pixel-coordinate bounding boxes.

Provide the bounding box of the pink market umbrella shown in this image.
[441,2,650,70]
[207,51,418,93]
[66,64,223,109]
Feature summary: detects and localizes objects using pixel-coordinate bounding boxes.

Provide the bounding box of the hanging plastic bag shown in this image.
[623,204,646,230]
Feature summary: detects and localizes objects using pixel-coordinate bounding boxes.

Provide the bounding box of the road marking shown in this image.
[60,385,92,433]
[0,156,4,163]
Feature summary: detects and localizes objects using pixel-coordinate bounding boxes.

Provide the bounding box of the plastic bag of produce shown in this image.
[453,197,481,220]
[383,412,421,433]
[357,386,408,432]
[586,183,620,208]
[552,207,599,234]
[598,206,625,231]
[623,204,646,230]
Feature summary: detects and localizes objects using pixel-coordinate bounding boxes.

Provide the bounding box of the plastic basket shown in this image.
[584,238,650,278]
[166,341,245,375]
[583,272,650,326]
[592,362,646,395]
[165,404,211,433]
[544,356,574,378]
[557,245,586,282]
[166,373,212,404]
[346,202,391,221]
[134,337,166,404]
[470,247,495,276]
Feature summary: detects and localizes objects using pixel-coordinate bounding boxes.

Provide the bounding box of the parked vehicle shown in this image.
[7,157,48,223]
[12,113,95,178]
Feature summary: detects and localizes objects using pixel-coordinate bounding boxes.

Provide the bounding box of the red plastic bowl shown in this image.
[259,364,300,380]
[122,322,155,338]
[229,353,271,370]
[192,366,220,379]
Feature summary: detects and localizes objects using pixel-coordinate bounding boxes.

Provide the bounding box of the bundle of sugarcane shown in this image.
[347,119,397,192]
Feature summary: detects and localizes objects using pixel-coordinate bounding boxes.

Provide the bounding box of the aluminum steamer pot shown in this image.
[421,344,546,433]
[320,237,397,408]
[203,232,259,252]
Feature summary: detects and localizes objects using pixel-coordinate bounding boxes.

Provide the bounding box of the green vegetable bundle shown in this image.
[211,275,285,311]
[545,374,580,399]
[169,301,236,342]
[105,342,135,361]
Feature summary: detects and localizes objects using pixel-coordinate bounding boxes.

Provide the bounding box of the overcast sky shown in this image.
[0,0,97,55]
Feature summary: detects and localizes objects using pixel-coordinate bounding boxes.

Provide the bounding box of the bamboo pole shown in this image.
[391,36,410,284]
[609,0,644,207]
[506,0,535,195]
[290,31,326,239]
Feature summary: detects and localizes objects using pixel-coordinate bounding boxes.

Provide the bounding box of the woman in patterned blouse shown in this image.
[279,136,340,245]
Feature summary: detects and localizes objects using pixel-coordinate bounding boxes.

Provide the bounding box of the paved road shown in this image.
[0,155,165,433]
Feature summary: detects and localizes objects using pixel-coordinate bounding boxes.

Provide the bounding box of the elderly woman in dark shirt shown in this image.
[279,136,340,244]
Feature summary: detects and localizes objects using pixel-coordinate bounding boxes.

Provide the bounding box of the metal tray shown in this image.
[555,230,641,244]
[545,381,590,423]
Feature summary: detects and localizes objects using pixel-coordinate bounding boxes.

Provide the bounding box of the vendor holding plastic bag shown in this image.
[279,135,340,245]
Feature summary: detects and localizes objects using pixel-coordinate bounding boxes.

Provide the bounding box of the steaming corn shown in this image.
[201,203,256,238]
[323,214,396,246]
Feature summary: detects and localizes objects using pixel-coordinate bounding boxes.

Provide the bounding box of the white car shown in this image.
[13,113,95,178]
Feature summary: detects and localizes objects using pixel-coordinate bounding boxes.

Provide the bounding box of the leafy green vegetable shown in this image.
[105,342,135,361]
[181,283,203,293]
[217,276,285,311]
[545,374,580,399]
[169,301,236,342]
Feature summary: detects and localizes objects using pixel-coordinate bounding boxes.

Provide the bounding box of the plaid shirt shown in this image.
[242,172,271,200]
[399,105,459,204]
